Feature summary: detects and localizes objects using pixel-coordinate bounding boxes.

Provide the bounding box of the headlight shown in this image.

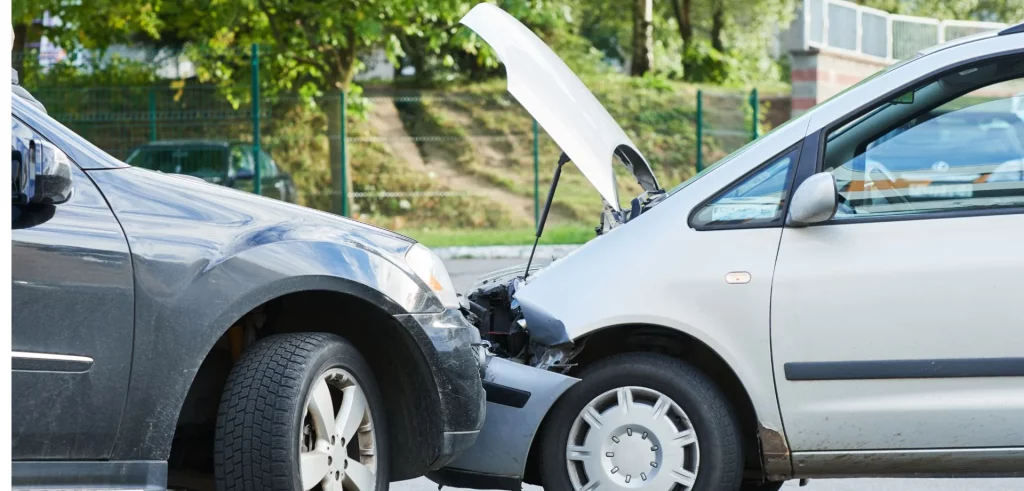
[404,243,459,309]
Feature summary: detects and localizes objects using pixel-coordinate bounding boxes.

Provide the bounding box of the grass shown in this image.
[404,74,768,223]
[407,223,596,247]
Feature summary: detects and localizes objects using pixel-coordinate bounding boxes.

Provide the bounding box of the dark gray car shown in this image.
[11,88,485,491]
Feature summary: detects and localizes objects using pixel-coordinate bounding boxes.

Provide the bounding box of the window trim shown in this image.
[688,143,803,231]
[804,52,1024,226]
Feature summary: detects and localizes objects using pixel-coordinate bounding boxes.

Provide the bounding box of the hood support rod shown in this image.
[525,152,570,279]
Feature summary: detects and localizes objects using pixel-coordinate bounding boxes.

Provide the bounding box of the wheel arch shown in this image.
[523,323,785,485]
[136,278,446,486]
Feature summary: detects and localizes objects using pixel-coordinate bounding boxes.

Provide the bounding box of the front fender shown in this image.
[87,168,439,460]
[513,202,786,440]
[113,240,438,460]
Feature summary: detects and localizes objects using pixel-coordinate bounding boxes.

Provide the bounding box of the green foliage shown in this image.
[653,0,794,83]
[19,53,161,88]
[159,0,467,97]
[13,0,163,50]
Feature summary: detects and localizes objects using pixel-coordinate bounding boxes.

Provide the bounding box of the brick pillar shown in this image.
[790,49,893,118]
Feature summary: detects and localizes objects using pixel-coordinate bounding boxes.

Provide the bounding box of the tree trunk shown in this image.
[326,40,358,216]
[630,0,653,76]
[13,22,28,79]
[671,0,694,76]
[711,0,725,53]
[399,33,429,83]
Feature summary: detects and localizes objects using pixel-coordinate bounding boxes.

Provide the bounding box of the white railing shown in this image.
[802,0,1006,61]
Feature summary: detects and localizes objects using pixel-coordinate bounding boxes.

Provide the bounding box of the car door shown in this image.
[11,115,135,459]
[771,56,1024,455]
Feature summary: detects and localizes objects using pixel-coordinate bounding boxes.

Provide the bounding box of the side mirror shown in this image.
[787,172,838,226]
[12,139,73,205]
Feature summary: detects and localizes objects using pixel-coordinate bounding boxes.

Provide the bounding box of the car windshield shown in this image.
[668,55,920,196]
[126,145,229,178]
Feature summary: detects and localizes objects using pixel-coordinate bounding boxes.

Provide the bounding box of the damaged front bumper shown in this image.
[427,261,582,488]
[427,356,579,490]
[395,309,488,469]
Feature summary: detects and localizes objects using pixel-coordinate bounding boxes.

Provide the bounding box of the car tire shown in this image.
[215,332,389,491]
[537,353,743,491]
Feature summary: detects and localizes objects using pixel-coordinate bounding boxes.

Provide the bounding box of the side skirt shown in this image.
[792,447,1024,478]
[12,460,166,490]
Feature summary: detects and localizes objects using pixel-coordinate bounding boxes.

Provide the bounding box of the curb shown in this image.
[433,244,580,260]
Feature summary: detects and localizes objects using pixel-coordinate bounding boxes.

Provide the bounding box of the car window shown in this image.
[230,145,253,174]
[691,149,798,228]
[126,146,228,178]
[822,60,1024,219]
[258,150,278,178]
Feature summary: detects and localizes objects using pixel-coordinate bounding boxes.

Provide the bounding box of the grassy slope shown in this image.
[356,75,787,245]
[412,75,703,225]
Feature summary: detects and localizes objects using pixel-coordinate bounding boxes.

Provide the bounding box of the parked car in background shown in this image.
[125,139,298,202]
[12,85,486,491]
[431,6,1024,491]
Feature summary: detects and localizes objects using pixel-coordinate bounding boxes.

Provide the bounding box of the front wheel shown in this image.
[215,333,389,491]
[538,353,744,491]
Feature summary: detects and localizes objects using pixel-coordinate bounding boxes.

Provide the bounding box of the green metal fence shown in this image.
[20,44,778,234]
[695,88,763,172]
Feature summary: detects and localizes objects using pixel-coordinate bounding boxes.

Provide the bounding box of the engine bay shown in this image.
[459,186,667,373]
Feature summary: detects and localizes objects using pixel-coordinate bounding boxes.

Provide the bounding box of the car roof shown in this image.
[914,22,1023,58]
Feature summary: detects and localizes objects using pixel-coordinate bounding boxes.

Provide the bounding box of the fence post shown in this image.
[340,90,349,217]
[533,118,540,229]
[148,89,157,141]
[750,88,759,141]
[251,43,262,196]
[695,89,703,172]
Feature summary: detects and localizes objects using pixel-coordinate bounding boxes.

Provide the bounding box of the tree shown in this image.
[660,0,794,83]
[11,0,163,74]
[156,0,465,213]
[631,0,653,75]
[710,0,725,53]
[669,0,695,75]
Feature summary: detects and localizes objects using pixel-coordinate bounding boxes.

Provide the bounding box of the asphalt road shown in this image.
[407,257,1022,491]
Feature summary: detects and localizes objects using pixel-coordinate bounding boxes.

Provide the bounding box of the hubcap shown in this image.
[299,368,376,491]
[566,387,699,491]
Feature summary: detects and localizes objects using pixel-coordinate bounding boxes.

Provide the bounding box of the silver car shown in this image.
[433,5,1024,491]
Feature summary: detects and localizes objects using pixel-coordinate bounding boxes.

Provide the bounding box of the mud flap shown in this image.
[427,357,579,490]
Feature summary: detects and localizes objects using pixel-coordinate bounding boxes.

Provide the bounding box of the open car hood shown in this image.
[460,4,659,211]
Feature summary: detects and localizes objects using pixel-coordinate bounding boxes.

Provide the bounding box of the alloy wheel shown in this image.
[299,368,376,491]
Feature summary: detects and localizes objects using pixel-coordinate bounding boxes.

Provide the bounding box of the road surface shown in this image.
[414,257,1021,491]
